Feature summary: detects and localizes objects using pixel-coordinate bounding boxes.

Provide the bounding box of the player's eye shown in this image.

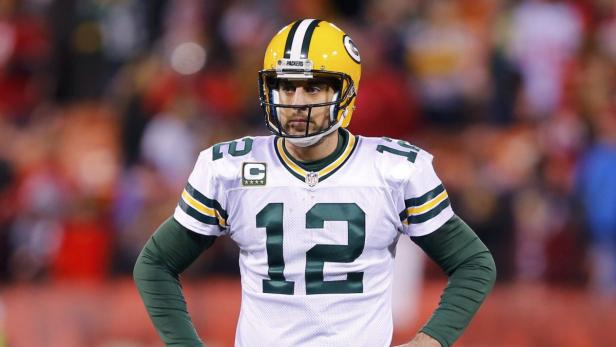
[279,81,296,93]
[304,85,321,94]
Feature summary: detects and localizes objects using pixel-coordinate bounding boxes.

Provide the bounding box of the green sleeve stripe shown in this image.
[185,182,228,219]
[406,198,450,224]
[404,184,445,208]
[178,198,220,226]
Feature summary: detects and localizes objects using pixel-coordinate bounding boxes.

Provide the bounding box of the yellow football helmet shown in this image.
[258,19,361,146]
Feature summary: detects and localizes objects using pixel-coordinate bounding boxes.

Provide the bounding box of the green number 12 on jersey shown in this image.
[256,203,366,295]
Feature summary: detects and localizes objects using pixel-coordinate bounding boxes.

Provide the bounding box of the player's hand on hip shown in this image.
[393,332,441,347]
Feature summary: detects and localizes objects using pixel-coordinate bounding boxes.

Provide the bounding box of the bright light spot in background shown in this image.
[170,42,207,75]
[0,22,15,66]
[78,149,117,193]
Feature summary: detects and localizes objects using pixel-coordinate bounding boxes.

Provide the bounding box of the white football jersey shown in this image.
[174,130,454,347]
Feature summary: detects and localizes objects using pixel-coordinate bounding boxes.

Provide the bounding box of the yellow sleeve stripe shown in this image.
[406,190,449,216]
[181,190,226,227]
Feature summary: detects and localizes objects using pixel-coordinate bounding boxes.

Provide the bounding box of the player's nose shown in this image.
[290,87,309,108]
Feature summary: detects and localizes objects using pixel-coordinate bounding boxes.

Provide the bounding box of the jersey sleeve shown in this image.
[173,149,228,236]
[398,150,454,237]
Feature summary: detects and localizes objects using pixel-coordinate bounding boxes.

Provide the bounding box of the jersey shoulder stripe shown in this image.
[407,196,450,224]
[174,137,276,235]
[355,135,454,232]
[178,182,227,228]
[399,183,451,225]
[185,182,228,219]
[405,183,446,208]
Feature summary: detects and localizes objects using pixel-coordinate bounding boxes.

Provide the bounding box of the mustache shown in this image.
[289,117,312,123]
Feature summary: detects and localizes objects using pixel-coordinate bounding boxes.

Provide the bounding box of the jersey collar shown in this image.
[274,129,359,185]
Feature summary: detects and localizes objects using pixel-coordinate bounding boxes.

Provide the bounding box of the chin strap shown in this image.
[286,106,348,148]
[286,122,341,147]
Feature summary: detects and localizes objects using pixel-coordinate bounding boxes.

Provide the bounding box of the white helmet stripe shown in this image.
[289,19,316,60]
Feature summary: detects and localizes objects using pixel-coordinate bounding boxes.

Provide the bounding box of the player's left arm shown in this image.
[390,145,496,347]
[403,215,496,347]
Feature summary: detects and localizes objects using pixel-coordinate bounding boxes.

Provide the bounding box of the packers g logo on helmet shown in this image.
[258,19,361,147]
[343,35,361,64]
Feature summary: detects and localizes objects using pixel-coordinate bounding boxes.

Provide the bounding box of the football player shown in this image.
[134,19,496,347]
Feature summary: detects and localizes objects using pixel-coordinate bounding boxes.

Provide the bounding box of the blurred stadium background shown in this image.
[1,0,616,346]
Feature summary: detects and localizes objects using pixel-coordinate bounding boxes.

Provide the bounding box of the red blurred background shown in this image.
[1,0,616,346]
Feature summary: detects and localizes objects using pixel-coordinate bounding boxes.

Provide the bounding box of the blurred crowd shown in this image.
[0,0,615,297]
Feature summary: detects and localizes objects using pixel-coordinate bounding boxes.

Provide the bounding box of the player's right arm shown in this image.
[133,217,216,346]
[134,145,233,346]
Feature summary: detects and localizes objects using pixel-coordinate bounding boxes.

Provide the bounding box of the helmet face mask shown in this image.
[258,70,354,139]
[258,19,361,146]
